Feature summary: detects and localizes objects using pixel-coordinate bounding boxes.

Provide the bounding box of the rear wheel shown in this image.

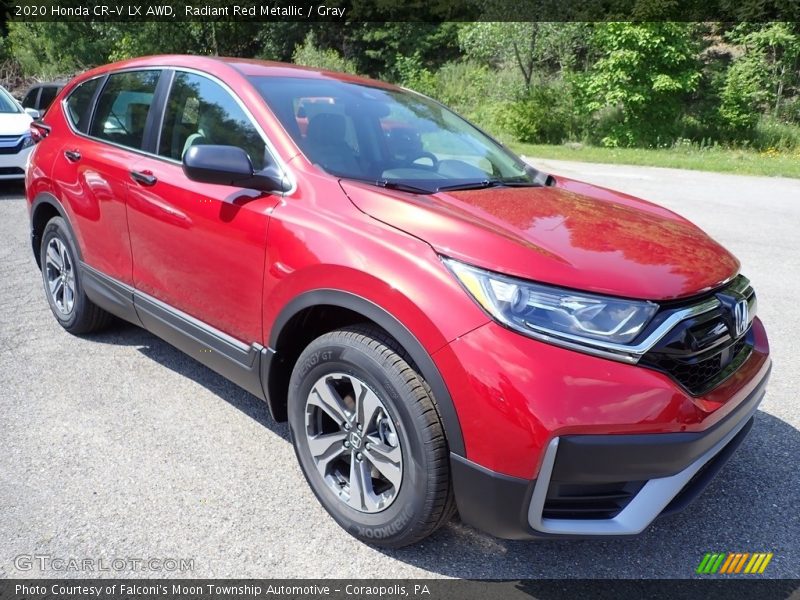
[40,217,112,334]
[288,325,454,547]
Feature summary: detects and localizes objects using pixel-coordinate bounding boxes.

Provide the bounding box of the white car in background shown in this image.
[0,85,38,180]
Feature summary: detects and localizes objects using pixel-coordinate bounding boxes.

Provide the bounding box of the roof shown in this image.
[74,55,400,91]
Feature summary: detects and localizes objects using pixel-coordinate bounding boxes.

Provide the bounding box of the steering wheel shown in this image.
[406,151,439,171]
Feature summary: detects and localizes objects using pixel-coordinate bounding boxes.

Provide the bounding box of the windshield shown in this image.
[0,87,22,114]
[249,76,538,193]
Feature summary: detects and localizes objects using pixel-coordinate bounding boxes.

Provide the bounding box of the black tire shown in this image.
[288,325,455,548]
[40,216,112,334]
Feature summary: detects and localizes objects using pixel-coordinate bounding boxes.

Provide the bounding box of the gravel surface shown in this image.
[1,162,798,579]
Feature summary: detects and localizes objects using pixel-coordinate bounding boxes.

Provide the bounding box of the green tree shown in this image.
[720,23,800,130]
[582,22,701,146]
[292,31,357,74]
[313,22,460,80]
[109,22,285,60]
[458,22,588,88]
[108,23,201,61]
[7,22,117,77]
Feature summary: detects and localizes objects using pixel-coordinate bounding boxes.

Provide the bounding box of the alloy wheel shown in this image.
[44,237,75,316]
[304,372,403,513]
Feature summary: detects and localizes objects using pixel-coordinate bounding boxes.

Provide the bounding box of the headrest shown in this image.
[306,113,346,145]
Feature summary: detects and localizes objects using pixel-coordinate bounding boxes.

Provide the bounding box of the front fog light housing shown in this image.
[444,258,658,346]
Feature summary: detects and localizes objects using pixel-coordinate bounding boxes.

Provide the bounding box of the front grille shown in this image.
[542,480,646,519]
[0,137,24,155]
[650,336,750,394]
[0,167,24,175]
[640,278,755,395]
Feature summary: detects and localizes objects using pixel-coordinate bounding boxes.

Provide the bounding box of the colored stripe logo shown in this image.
[696,552,773,574]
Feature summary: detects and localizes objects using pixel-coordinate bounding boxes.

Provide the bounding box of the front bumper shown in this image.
[437,314,771,539]
[450,362,769,539]
[0,144,32,179]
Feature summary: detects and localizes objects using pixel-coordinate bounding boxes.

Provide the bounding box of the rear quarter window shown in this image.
[65,78,102,133]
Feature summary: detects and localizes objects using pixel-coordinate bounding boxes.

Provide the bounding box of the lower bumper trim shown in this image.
[450,361,770,540]
[527,384,766,535]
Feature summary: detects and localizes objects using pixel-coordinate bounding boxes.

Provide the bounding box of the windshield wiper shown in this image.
[375,179,433,194]
[436,179,540,192]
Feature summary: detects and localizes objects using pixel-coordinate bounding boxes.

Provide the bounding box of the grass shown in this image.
[507,141,800,179]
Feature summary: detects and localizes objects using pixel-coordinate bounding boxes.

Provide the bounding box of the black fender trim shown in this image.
[450,453,535,539]
[269,289,465,456]
[133,290,267,400]
[81,262,142,326]
[76,262,267,401]
[30,192,82,268]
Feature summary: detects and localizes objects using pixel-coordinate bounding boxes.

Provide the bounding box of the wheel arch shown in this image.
[264,289,465,456]
[30,192,81,269]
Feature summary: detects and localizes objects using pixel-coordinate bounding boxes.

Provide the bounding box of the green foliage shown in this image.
[2,20,800,152]
[508,140,800,179]
[308,22,459,81]
[394,53,436,96]
[753,116,800,150]
[492,78,582,144]
[582,23,701,147]
[292,32,358,74]
[109,24,199,61]
[458,22,589,88]
[719,58,769,130]
[8,22,116,77]
[719,23,800,132]
[406,61,520,135]
[432,61,511,114]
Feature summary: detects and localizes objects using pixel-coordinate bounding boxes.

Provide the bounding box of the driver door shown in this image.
[126,70,280,353]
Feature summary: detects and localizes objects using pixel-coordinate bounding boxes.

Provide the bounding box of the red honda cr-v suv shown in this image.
[26,55,771,547]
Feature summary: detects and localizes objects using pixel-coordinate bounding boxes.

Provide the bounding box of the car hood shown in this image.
[340,179,739,301]
[0,112,32,136]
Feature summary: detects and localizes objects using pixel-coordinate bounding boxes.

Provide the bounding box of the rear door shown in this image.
[126,69,280,346]
[52,70,162,284]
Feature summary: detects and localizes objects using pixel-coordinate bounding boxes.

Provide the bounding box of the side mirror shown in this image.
[182,145,290,193]
[24,107,41,120]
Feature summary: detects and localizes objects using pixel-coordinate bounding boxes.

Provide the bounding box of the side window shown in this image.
[159,72,266,170]
[90,70,160,150]
[65,78,101,133]
[22,88,39,109]
[38,86,59,112]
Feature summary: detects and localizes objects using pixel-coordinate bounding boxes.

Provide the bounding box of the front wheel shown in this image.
[40,216,111,334]
[288,325,454,547]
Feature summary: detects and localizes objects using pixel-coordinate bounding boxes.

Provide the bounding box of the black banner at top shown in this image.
[3,0,800,22]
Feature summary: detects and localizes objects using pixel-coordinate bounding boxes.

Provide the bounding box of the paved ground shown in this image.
[1,161,798,579]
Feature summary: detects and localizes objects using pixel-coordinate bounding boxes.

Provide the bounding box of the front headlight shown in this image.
[444,258,658,348]
[21,134,35,149]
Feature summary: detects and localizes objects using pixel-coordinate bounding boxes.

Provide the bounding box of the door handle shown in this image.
[130,170,158,186]
[64,150,81,162]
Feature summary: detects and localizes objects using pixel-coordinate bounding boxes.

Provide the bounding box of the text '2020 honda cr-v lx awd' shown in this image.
[26,55,771,547]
